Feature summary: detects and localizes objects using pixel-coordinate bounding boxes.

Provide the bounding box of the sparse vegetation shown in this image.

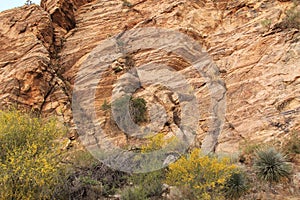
[284,131,300,154]
[261,19,272,29]
[278,1,300,30]
[111,95,148,133]
[122,0,133,8]
[59,150,128,199]
[101,99,111,111]
[25,0,33,5]
[0,109,298,199]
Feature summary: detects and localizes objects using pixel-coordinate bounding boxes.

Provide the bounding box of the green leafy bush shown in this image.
[254,147,292,183]
[0,109,67,200]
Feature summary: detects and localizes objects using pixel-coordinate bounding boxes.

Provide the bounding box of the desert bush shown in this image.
[133,170,165,196]
[60,150,128,199]
[141,133,176,153]
[261,19,272,29]
[25,0,33,5]
[166,148,237,200]
[122,0,133,8]
[120,133,170,199]
[284,131,300,154]
[111,96,147,131]
[121,186,148,200]
[223,171,249,199]
[239,141,265,164]
[121,170,165,200]
[278,2,300,30]
[254,147,292,183]
[0,109,67,200]
[129,97,147,124]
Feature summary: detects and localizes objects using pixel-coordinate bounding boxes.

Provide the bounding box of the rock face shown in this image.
[0,0,299,153]
[0,5,54,111]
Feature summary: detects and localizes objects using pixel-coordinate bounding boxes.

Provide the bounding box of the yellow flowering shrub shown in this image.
[141,133,176,153]
[0,109,67,200]
[166,148,236,200]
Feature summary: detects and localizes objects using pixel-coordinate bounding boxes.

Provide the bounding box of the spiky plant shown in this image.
[254,147,292,183]
[223,171,249,199]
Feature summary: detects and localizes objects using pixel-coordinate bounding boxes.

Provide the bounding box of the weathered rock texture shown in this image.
[0,0,299,154]
[0,5,54,111]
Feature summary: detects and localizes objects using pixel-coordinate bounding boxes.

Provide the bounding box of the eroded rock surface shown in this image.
[0,5,54,111]
[0,0,299,154]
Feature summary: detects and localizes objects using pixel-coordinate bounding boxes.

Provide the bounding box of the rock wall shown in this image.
[0,0,299,153]
[0,5,54,112]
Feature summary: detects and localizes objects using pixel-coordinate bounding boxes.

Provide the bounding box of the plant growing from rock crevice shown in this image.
[129,97,147,124]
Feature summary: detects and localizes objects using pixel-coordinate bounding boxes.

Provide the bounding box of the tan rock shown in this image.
[0,5,54,111]
[0,0,299,155]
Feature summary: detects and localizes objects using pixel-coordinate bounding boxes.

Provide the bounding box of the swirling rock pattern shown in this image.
[0,0,299,154]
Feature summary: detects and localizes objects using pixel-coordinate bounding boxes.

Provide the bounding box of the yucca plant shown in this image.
[254,147,292,183]
[223,171,249,199]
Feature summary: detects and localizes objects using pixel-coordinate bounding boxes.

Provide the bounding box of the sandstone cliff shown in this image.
[0,0,299,154]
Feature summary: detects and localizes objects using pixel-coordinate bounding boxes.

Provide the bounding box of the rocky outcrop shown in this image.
[0,5,54,112]
[0,0,299,154]
[40,0,94,48]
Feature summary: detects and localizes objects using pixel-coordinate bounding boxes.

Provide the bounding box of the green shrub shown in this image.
[129,97,147,124]
[223,171,249,199]
[121,186,148,200]
[254,147,292,183]
[0,109,67,200]
[61,153,128,199]
[120,169,165,199]
[112,95,147,125]
[131,170,165,197]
